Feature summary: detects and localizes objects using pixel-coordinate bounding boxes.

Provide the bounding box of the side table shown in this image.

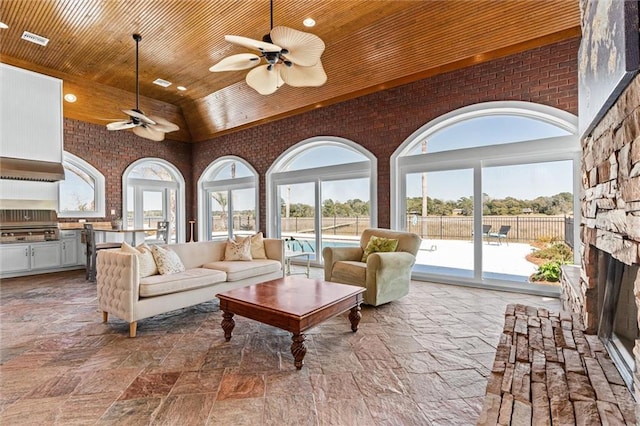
[284,251,310,278]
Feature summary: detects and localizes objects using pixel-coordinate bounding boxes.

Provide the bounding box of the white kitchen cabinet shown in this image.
[31,243,61,270]
[0,244,31,274]
[61,233,79,266]
[0,242,61,275]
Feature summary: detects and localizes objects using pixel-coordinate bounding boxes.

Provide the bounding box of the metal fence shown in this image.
[280,215,571,244]
[406,215,568,243]
[281,217,370,236]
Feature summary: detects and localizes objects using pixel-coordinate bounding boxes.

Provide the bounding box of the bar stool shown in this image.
[83,223,120,282]
[156,221,169,244]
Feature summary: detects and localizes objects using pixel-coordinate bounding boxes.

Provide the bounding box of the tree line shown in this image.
[277,192,572,217]
[406,192,573,216]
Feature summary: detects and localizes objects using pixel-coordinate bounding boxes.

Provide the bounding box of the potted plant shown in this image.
[111,217,123,230]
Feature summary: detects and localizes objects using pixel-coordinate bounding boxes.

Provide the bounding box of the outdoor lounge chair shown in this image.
[489,225,511,245]
[482,224,492,242]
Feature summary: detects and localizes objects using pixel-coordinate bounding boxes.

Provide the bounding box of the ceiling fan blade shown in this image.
[133,125,165,141]
[225,35,281,52]
[209,53,262,72]
[123,109,156,125]
[106,120,136,131]
[270,26,325,67]
[279,60,327,87]
[245,64,284,95]
[148,116,180,133]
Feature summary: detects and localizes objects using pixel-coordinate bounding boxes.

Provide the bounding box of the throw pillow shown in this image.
[224,237,252,261]
[236,232,267,259]
[361,235,399,262]
[120,242,158,278]
[136,243,159,277]
[151,245,186,275]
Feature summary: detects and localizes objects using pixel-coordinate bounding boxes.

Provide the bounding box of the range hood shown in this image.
[0,156,65,182]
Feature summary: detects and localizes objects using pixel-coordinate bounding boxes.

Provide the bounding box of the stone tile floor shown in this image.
[0,267,561,425]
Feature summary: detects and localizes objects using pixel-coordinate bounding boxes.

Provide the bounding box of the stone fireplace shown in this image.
[561,74,640,405]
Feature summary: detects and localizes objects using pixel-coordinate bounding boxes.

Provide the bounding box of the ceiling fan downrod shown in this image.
[133,33,142,113]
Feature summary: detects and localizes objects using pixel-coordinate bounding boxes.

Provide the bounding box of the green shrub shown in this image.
[532,242,573,262]
[532,261,563,282]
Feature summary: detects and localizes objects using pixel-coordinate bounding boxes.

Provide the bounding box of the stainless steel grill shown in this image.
[0,209,59,243]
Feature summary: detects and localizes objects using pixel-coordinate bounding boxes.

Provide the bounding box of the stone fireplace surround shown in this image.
[560,74,640,410]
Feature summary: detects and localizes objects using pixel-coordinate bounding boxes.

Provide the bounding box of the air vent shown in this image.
[21,31,49,46]
[153,78,172,87]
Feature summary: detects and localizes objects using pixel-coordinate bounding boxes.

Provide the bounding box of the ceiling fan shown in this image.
[106,34,179,141]
[209,0,327,95]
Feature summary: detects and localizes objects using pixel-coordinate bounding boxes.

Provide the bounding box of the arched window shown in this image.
[391,101,580,294]
[197,156,258,241]
[122,158,185,243]
[58,152,105,218]
[267,137,376,263]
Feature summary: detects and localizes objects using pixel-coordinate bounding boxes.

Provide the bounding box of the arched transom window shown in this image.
[58,151,105,218]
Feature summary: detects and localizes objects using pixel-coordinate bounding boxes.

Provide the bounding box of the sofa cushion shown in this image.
[152,245,186,275]
[224,237,252,261]
[332,260,366,286]
[121,242,158,278]
[139,268,227,297]
[361,236,398,262]
[203,259,281,282]
[236,232,267,259]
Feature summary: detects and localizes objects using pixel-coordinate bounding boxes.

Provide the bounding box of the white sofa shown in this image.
[96,239,284,337]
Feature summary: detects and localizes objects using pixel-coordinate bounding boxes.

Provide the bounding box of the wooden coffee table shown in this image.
[216,276,365,369]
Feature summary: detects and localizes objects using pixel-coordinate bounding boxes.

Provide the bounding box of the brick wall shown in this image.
[62,37,579,236]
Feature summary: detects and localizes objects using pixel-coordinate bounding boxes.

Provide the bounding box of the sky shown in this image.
[406,161,574,202]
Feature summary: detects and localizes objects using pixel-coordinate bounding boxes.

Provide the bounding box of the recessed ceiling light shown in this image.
[0,22,8,29]
[303,18,316,27]
[153,78,172,87]
[177,86,187,91]
[64,93,77,103]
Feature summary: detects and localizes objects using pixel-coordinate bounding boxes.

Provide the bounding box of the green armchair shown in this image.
[322,228,422,306]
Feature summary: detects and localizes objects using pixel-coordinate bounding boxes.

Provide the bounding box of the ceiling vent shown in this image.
[21,31,49,46]
[152,78,172,87]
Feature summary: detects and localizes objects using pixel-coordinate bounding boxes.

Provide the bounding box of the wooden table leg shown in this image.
[291,333,307,370]
[349,305,362,332]
[221,311,235,341]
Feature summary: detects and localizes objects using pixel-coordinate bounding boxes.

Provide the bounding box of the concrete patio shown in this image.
[416,239,540,279]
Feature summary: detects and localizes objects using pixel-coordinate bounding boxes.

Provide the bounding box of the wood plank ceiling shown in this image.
[0,0,581,143]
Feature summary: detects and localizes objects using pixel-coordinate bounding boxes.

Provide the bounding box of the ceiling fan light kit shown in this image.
[106,34,179,141]
[210,0,326,95]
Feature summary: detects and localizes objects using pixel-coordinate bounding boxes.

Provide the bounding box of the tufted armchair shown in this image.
[322,228,421,306]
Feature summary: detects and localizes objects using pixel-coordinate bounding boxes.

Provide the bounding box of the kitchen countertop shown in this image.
[58,222,113,230]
